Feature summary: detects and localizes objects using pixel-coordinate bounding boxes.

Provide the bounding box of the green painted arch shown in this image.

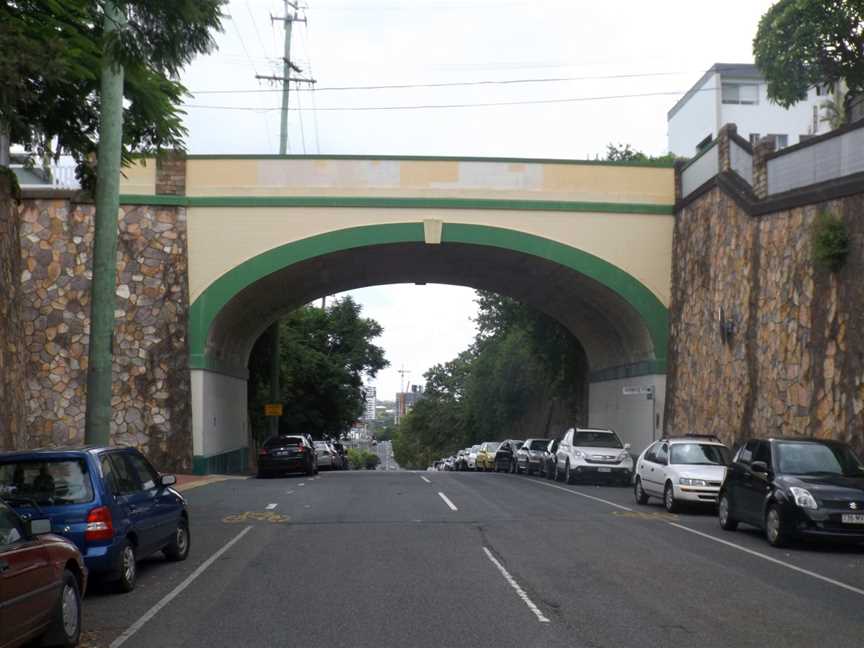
[188,222,668,372]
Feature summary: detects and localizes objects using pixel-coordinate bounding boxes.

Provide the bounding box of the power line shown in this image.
[190,70,697,94]
[184,88,712,113]
[230,14,259,76]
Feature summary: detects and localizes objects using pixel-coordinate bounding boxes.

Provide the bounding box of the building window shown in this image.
[766,134,789,149]
[749,133,760,146]
[722,82,759,105]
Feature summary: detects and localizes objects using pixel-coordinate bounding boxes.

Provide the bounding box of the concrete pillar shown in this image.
[588,373,665,455]
[752,137,777,200]
[190,368,250,474]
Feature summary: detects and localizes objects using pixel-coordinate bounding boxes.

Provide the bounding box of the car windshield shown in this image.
[484,443,500,452]
[529,439,548,451]
[572,431,623,448]
[265,436,303,448]
[775,442,864,477]
[0,458,94,505]
[670,443,731,466]
[470,446,481,453]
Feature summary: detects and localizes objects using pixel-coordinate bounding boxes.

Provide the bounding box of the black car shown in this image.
[257,435,318,478]
[494,440,522,473]
[718,437,864,547]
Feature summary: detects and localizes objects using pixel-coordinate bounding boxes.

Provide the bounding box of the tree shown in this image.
[0,1,225,183]
[603,144,677,163]
[754,0,864,108]
[248,297,388,441]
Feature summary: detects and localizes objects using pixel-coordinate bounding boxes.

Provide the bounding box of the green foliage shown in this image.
[604,144,678,163]
[811,212,850,272]
[347,448,380,470]
[392,292,588,470]
[754,0,864,109]
[0,166,22,203]
[248,296,388,441]
[0,1,225,190]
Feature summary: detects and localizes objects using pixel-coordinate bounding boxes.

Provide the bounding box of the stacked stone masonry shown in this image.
[10,196,192,471]
[666,187,864,454]
[0,178,28,451]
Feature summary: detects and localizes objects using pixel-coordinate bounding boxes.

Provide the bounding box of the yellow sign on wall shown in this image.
[264,404,283,417]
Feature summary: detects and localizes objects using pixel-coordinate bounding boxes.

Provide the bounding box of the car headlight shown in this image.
[789,487,818,510]
[679,478,709,487]
[573,450,584,458]
[617,451,631,463]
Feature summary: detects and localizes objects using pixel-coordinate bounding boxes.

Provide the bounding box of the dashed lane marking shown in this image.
[420,475,431,484]
[526,478,634,511]
[669,522,864,598]
[222,511,290,524]
[483,547,550,623]
[438,491,458,511]
[109,525,253,648]
[265,503,278,510]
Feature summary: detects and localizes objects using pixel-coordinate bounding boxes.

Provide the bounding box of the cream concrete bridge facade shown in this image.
[119,154,675,473]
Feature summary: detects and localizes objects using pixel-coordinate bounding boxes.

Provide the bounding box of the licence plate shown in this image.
[841,514,864,525]
[598,467,611,473]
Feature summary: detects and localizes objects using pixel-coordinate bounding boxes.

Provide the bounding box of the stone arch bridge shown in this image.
[6,154,675,473]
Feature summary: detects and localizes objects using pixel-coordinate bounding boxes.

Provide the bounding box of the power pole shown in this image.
[85,1,126,445]
[256,1,316,155]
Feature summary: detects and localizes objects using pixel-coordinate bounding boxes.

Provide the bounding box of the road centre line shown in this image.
[265,503,277,510]
[483,547,550,623]
[420,475,431,484]
[527,478,634,511]
[109,525,254,648]
[438,491,458,511]
[668,522,864,598]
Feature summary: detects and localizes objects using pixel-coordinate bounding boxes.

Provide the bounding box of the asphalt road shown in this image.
[80,470,864,648]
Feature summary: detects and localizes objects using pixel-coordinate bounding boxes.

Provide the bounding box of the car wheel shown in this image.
[41,569,81,647]
[765,504,790,547]
[718,493,738,531]
[634,477,649,505]
[257,469,269,479]
[547,465,555,481]
[163,518,191,562]
[565,461,574,485]
[306,462,315,476]
[663,482,678,513]
[116,540,137,593]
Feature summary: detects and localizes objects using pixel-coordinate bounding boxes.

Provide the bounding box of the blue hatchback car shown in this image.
[0,446,190,593]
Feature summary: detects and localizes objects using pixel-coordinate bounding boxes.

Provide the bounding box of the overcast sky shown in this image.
[179,0,776,399]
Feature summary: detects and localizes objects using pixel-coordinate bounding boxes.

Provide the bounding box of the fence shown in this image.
[680,142,719,198]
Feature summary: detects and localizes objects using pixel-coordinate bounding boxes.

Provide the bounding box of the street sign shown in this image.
[623,386,654,399]
[264,403,283,417]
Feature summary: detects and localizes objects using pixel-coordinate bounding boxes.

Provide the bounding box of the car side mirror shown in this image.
[159,474,177,487]
[624,443,632,450]
[750,461,768,475]
[27,518,53,536]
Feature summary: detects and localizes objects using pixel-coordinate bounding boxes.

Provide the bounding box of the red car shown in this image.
[0,498,87,648]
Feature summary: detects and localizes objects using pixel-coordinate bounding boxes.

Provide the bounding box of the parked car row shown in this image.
[433,429,864,549]
[257,435,350,478]
[1,446,190,647]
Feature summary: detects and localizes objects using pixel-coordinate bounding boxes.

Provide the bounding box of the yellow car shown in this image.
[475,441,501,471]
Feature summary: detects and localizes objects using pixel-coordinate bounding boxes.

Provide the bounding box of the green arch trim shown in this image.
[188,223,668,372]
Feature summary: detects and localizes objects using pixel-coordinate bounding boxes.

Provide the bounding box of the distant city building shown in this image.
[396,384,425,421]
[363,386,377,421]
[668,63,833,157]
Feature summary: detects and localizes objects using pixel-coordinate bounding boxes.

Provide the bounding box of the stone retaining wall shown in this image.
[0,178,27,450]
[14,196,192,470]
[667,177,864,453]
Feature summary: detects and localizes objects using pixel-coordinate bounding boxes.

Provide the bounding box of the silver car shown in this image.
[554,427,633,485]
[314,440,338,470]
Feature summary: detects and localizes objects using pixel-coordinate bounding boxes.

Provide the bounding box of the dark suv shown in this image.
[257,435,318,478]
[718,437,864,547]
[0,447,189,593]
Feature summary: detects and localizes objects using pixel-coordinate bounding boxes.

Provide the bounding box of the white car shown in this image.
[466,444,482,470]
[554,428,633,485]
[633,435,732,512]
[314,440,337,469]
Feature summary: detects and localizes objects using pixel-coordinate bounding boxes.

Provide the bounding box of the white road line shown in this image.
[265,503,278,510]
[109,525,253,648]
[483,547,550,623]
[285,490,294,495]
[668,522,864,598]
[298,483,305,487]
[527,478,634,512]
[438,491,458,511]
[420,475,431,484]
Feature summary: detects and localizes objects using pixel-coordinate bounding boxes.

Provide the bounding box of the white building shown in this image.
[363,386,377,422]
[668,63,833,157]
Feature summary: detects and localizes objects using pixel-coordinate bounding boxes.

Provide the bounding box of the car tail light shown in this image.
[85,506,114,542]
[297,446,305,453]
[258,448,269,456]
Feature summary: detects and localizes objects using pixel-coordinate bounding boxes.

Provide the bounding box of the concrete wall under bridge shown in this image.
[1,154,675,473]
